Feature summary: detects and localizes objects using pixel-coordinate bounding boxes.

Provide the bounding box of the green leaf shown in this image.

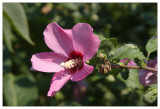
[3,45,12,74]
[143,88,157,104]
[118,69,143,89]
[105,37,117,48]
[94,33,106,42]
[3,3,34,45]
[127,69,143,89]
[3,73,38,106]
[125,43,138,49]
[94,33,117,48]
[98,40,114,54]
[112,46,146,60]
[148,84,157,89]
[95,34,117,55]
[145,38,157,53]
[3,14,14,52]
[3,73,17,106]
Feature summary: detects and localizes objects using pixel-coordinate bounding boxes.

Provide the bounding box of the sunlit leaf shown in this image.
[125,43,138,49]
[145,38,157,53]
[3,3,34,45]
[112,46,146,60]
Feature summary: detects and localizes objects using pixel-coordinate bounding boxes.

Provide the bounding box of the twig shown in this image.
[111,63,157,72]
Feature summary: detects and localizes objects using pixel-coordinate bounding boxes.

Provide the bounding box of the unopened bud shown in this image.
[98,53,107,60]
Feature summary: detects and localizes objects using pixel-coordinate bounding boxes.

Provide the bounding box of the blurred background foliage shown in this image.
[3,3,157,106]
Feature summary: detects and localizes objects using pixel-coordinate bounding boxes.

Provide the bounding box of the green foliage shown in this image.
[112,45,146,60]
[58,3,79,11]
[3,45,12,74]
[94,33,106,42]
[3,3,34,51]
[95,33,117,48]
[125,43,139,49]
[106,38,117,48]
[97,36,117,56]
[145,37,157,53]
[143,88,157,104]
[3,73,38,106]
[117,69,143,89]
[3,15,13,52]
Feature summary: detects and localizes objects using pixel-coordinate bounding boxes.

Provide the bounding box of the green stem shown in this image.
[146,52,150,64]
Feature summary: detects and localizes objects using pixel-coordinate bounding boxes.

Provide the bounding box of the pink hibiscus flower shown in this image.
[139,58,157,86]
[31,22,100,97]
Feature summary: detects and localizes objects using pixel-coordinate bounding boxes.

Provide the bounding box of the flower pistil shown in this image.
[60,57,83,69]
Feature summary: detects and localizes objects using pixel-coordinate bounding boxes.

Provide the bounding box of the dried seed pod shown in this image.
[99,59,111,74]
[104,60,111,71]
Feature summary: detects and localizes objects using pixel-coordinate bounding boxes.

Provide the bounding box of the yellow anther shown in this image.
[60,58,82,69]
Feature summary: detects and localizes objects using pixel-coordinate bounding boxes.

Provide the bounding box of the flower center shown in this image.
[60,57,82,69]
[60,51,83,72]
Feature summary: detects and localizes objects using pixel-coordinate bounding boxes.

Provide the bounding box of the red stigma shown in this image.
[69,51,83,60]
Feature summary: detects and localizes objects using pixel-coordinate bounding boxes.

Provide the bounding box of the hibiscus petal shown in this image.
[47,70,71,97]
[119,58,128,63]
[43,22,74,57]
[139,58,157,86]
[120,58,137,67]
[127,60,137,66]
[139,69,157,86]
[72,23,100,61]
[31,52,67,72]
[147,58,157,68]
[71,63,94,81]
